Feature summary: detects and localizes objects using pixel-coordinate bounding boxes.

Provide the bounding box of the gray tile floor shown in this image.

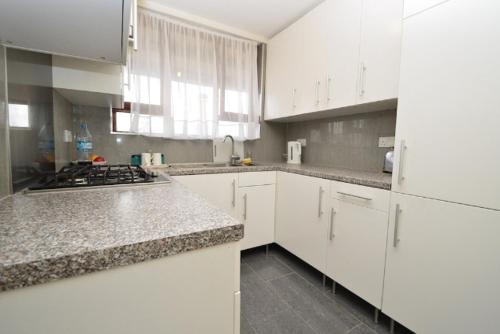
[241,245,413,334]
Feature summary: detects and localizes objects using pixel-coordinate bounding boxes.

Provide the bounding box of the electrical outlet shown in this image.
[297,138,307,147]
[378,136,395,148]
[63,130,73,143]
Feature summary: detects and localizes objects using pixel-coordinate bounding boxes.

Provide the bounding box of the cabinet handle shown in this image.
[393,204,401,247]
[326,77,332,103]
[318,186,324,217]
[243,193,248,220]
[397,140,407,185]
[337,191,372,201]
[329,207,336,241]
[292,88,297,109]
[232,179,236,207]
[359,63,367,97]
[315,80,321,106]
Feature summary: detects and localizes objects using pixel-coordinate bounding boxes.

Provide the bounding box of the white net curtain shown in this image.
[124,9,261,140]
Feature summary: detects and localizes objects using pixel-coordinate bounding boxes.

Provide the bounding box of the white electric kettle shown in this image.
[287,141,302,164]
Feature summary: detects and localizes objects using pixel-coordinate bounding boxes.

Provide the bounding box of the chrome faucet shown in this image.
[223,135,240,166]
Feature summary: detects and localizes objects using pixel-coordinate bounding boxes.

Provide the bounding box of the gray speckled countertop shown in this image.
[0,182,243,292]
[162,162,392,190]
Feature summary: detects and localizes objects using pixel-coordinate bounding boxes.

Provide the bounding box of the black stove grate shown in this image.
[29,164,154,190]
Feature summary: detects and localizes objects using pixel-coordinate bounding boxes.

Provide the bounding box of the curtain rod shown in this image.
[138,5,264,45]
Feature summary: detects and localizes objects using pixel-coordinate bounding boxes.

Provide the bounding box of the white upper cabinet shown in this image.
[322,0,363,111]
[403,0,448,18]
[265,23,304,120]
[383,192,500,333]
[357,0,403,104]
[0,0,131,64]
[392,0,500,210]
[265,0,403,121]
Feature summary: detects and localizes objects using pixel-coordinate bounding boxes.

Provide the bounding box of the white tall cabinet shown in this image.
[391,0,500,211]
[384,0,500,332]
[384,193,500,333]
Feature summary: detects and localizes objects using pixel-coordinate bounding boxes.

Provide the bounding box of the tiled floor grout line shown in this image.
[245,253,320,334]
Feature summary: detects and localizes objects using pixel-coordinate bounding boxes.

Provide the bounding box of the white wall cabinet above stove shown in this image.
[0,0,131,64]
[265,0,403,121]
[392,0,500,210]
[52,56,123,108]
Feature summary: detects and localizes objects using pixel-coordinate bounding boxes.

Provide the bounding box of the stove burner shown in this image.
[29,164,155,191]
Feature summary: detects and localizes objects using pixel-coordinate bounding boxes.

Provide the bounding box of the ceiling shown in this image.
[144,0,325,39]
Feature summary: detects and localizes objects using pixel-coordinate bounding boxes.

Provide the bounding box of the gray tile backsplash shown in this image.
[285,110,396,172]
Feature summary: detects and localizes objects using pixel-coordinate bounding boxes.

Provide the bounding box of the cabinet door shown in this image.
[238,185,276,250]
[392,0,500,210]
[172,174,238,218]
[357,0,403,104]
[326,199,389,308]
[323,0,363,110]
[275,172,330,272]
[383,192,500,333]
[403,0,448,18]
[265,23,304,120]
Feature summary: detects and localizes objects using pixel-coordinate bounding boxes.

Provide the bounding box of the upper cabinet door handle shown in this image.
[315,80,321,106]
[292,88,297,110]
[359,63,367,97]
[326,76,332,103]
[397,140,407,185]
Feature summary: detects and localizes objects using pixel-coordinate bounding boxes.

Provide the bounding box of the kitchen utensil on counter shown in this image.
[287,141,302,164]
[152,153,162,166]
[383,150,394,173]
[141,153,152,166]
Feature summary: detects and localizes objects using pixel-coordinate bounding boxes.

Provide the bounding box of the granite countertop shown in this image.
[161,162,392,190]
[0,182,243,292]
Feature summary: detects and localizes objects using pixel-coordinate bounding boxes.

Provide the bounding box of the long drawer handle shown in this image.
[397,140,407,185]
[393,204,401,247]
[318,186,324,217]
[329,207,336,241]
[232,179,236,207]
[243,193,248,220]
[337,191,372,201]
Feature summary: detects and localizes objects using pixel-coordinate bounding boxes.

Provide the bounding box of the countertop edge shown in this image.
[0,224,243,293]
[167,165,392,190]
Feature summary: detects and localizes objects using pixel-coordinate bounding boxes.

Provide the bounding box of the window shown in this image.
[8,103,30,128]
[115,9,261,140]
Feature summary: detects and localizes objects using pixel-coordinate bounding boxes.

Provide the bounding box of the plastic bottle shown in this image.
[76,122,93,161]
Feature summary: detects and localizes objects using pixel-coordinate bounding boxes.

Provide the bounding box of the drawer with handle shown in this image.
[330,181,390,212]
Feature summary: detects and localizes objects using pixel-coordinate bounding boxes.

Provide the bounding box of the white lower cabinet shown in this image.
[326,196,389,308]
[275,172,330,272]
[172,173,238,219]
[173,172,276,251]
[237,184,276,250]
[383,192,500,333]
